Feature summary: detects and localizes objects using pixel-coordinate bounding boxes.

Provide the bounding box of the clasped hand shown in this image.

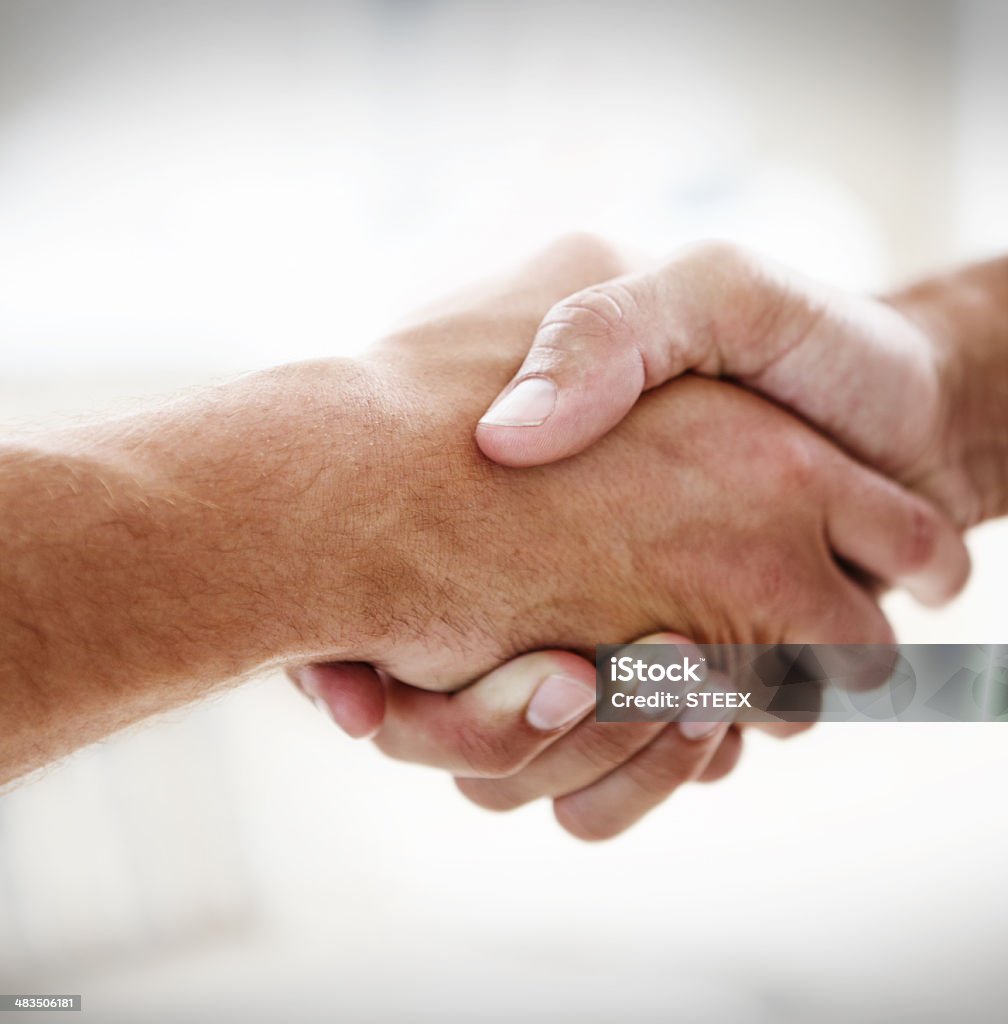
[290,235,971,840]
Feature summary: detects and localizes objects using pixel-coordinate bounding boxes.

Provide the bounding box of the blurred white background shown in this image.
[1,1,1006,1021]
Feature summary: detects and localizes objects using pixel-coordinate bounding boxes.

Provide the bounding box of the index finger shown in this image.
[373,650,597,778]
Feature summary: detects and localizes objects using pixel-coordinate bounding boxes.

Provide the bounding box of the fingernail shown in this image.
[526,674,596,731]
[677,717,726,741]
[479,376,557,427]
[677,679,734,741]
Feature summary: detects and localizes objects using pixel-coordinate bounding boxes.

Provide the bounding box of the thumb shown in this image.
[474,241,801,466]
[475,241,927,470]
[474,277,653,467]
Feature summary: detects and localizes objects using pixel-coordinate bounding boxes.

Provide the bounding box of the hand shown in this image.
[475,241,1008,532]
[337,236,967,694]
[11,237,963,784]
[287,234,965,836]
[292,634,799,840]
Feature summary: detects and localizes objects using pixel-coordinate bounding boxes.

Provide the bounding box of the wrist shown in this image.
[102,359,426,670]
[886,257,1008,527]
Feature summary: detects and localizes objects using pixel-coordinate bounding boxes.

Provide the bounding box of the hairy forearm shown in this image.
[0,360,409,783]
[888,255,1008,526]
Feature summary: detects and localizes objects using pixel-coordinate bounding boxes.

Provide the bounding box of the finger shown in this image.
[372,650,597,777]
[476,240,945,478]
[747,720,815,740]
[552,712,734,841]
[823,452,970,606]
[794,557,898,646]
[452,632,693,809]
[289,662,386,739]
[475,241,832,467]
[454,718,665,811]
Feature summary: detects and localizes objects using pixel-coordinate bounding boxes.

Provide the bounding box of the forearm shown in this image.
[0,360,407,783]
[887,255,1008,526]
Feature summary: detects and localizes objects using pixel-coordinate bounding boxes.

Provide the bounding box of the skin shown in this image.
[0,238,962,795]
[295,632,765,841]
[427,241,1008,837]
[293,237,973,839]
[476,241,1008,530]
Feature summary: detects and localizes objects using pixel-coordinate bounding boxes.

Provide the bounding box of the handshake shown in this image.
[4,235,1007,838]
[283,233,997,839]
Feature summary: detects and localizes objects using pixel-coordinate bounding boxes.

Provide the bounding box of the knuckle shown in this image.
[623,725,721,795]
[897,502,940,576]
[451,722,522,778]
[571,724,642,774]
[678,240,795,353]
[620,761,681,800]
[775,436,819,490]
[539,284,633,343]
[547,232,626,280]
